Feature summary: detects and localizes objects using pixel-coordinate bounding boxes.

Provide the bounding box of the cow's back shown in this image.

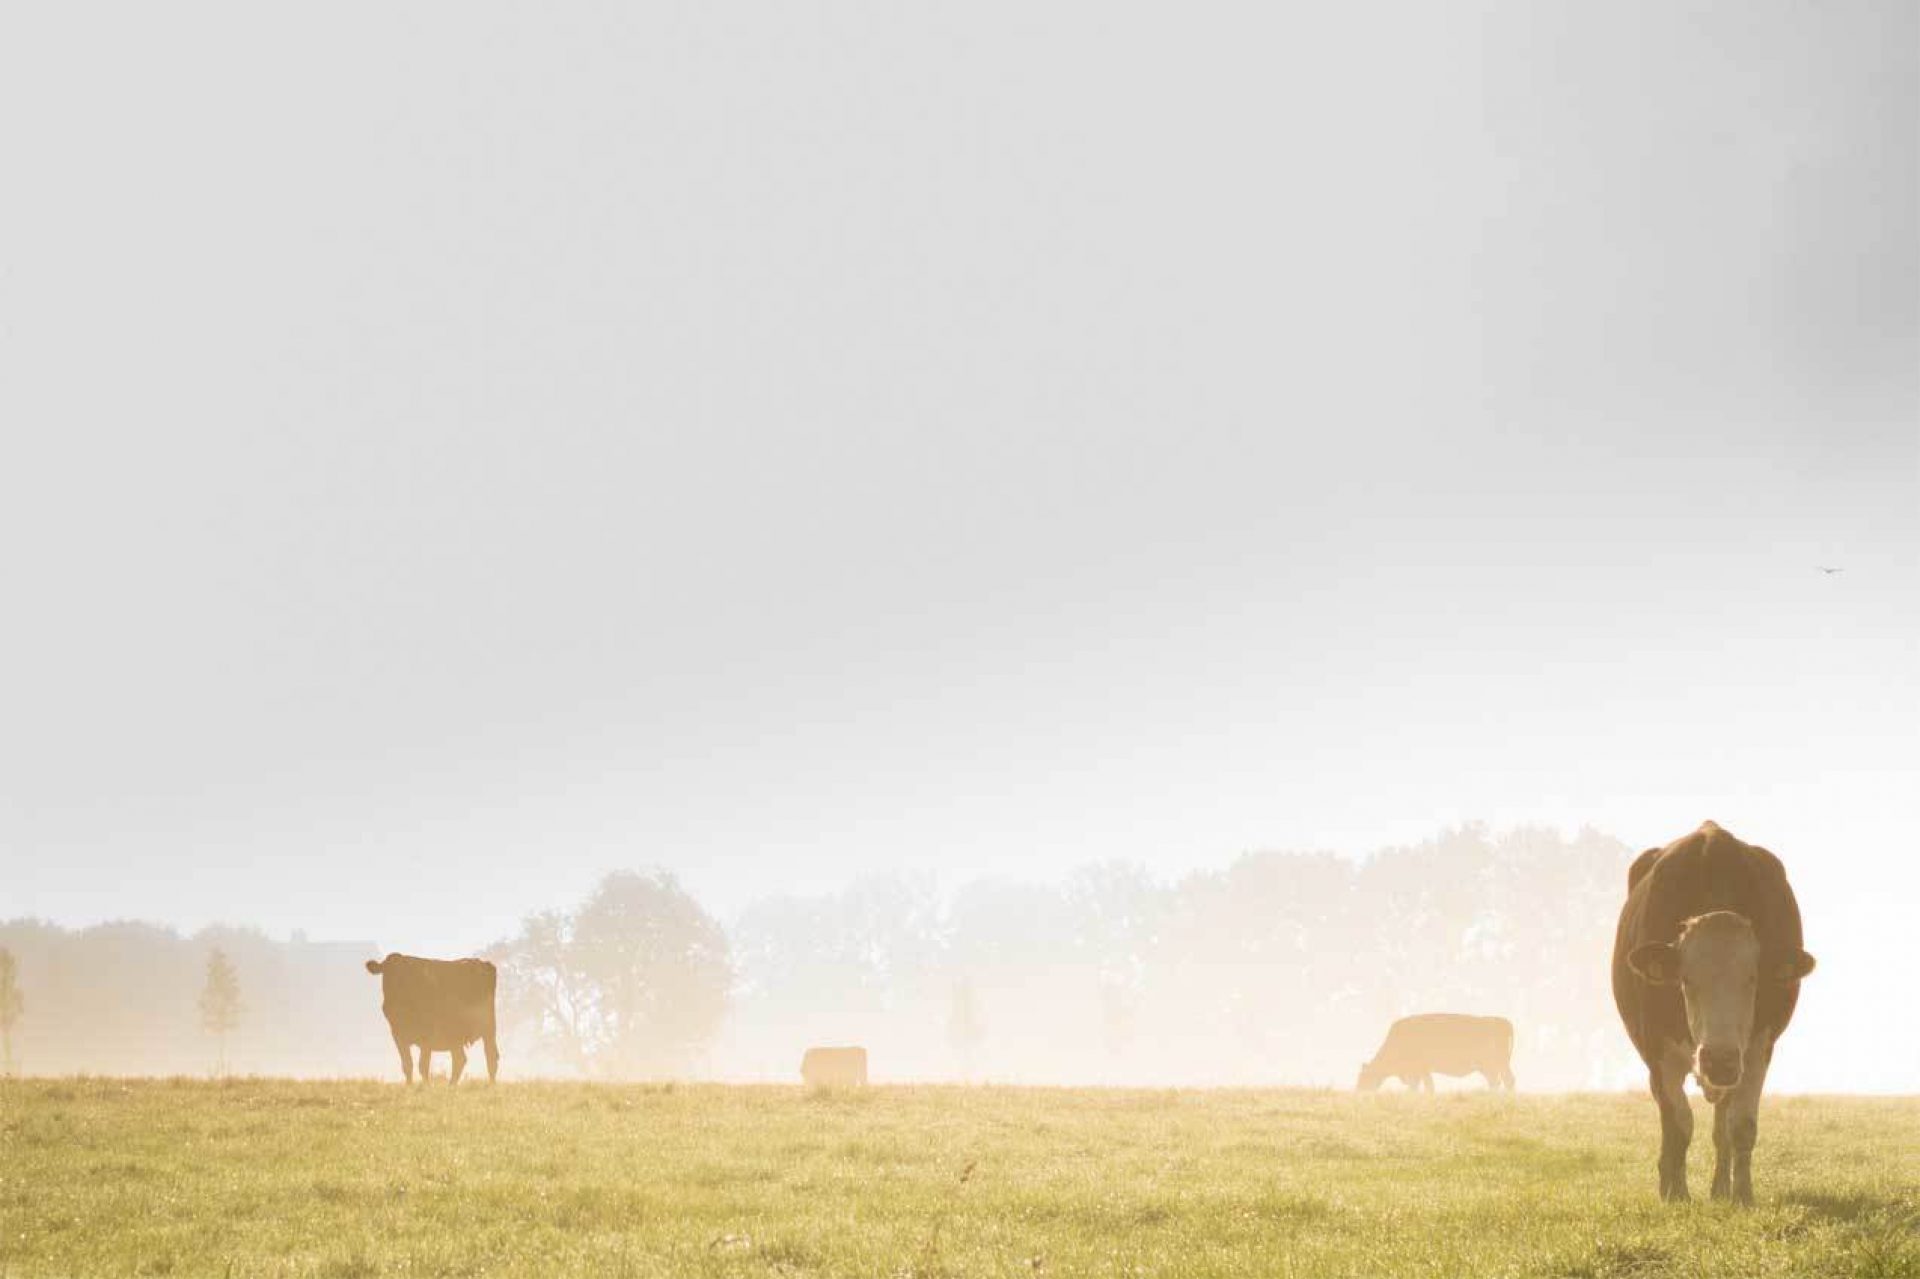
[1379,1014,1512,1073]
[1611,822,1806,1065]
[800,1046,868,1087]
[370,954,498,1049]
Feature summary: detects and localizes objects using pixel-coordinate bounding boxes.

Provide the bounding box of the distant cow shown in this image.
[800,1045,868,1087]
[1612,821,1814,1204]
[1357,1014,1515,1092]
[365,954,500,1085]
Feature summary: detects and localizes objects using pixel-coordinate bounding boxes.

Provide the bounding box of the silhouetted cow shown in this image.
[1612,821,1814,1204]
[800,1045,867,1087]
[365,953,499,1084]
[1357,1014,1515,1092]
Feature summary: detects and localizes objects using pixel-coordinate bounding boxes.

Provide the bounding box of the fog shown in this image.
[1,821,1910,1092]
[1,2,1915,1093]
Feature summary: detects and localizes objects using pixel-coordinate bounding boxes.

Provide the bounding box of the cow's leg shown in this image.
[1725,1037,1773,1207]
[1651,1056,1694,1202]
[483,1035,500,1083]
[1419,1073,1434,1094]
[450,1045,467,1085]
[1710,1100,1733,1200]
[392,1032,414,1084]
[418,1048,433,1083]
[1500,1064,1516,1092]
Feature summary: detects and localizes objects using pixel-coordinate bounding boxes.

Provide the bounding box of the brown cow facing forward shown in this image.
[366,954,500,1084]
[1612,821,1814,1204]
[1357,1014,1515,1092]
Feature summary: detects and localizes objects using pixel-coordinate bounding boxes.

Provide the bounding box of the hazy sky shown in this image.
[3,0,1914,1072]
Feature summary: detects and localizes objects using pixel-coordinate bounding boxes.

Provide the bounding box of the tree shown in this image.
[198,948,244,1075]
[0,946,23,1075]
[1064,863,1163,1061]
[490,870,732,1078]
[489,909,597,1074]
[947,978,985,1078]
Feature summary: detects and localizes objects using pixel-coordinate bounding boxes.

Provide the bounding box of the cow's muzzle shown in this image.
[1696,1046,1743,1089]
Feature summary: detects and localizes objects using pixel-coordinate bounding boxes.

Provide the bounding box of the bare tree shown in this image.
[488,910,598,1074]
[198,947,244,1076]
[0,946,23,1075]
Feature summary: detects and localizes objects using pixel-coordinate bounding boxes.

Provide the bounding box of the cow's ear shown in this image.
[1770,950,1816,983]
[1628,942,1680,986]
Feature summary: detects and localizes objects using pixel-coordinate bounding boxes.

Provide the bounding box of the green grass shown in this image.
[2,1080,1915,1278]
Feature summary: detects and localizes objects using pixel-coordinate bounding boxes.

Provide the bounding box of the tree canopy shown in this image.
[489,870,732,1078]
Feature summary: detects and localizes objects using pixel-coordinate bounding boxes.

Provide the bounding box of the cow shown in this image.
[365,954,500,1085]
[1356,1014,1515,1093]
[1611,821,1815,1204]
[800,1045,868,1087]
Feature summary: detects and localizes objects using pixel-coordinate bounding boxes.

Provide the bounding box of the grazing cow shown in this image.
[1611,821,1815,1204]
[1356,1014,1515,1092]
[800,1045,868,1087]
[365,954,500,1085]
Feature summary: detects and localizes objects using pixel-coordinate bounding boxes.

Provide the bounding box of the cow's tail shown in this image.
[365,959,384,975]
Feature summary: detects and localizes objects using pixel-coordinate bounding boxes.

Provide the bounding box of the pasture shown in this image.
[2,1080,1915,1278]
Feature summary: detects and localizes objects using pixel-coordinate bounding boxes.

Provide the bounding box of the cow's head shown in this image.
[1355,1059,1387,1092]
[1628,911,1815,1093]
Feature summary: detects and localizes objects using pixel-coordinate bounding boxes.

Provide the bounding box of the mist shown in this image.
[2,821,1909,1092]
[2,0,1915,1097]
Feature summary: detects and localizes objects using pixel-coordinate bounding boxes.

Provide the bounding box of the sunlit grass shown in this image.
[2,1080,1915,1277]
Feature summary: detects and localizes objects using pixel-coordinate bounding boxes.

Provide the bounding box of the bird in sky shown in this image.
[1817,566,1844,575]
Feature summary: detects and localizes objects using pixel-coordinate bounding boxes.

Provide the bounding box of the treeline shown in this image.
[0,922,392,1076]
[0,824,1639,1087]
[719,824,1633,1087]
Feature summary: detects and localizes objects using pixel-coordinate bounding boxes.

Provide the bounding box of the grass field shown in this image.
[3,1080,1915,1278]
